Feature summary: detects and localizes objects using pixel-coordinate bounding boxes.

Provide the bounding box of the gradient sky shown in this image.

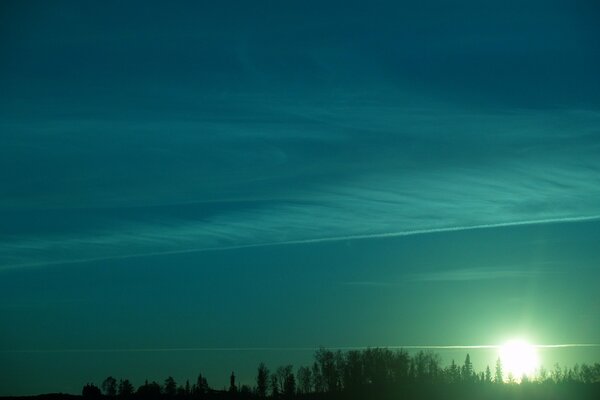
[1,0,600,395]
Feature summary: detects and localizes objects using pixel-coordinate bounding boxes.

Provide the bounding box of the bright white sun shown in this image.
[499,339,539,381]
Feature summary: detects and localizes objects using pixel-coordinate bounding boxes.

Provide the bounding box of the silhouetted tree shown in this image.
[461,354,473,382]
[391,349,411,384]
[82,383,102,399]
[229,371,237,393]
[478,371,485,383]
[342,350,363,390]
[538,366,549,383]
[447,360,460,383]
[579,364,595,383]
[194,373,209,397]
[283,369,296,398]
[484,365,492,383]
[552,363,563,383]
[136,380,161,399]
[102,376,117,397]
[164,376,177,397]
[364,348,392,386]
[297,366,312,394]
[413,351,426,381]
[274,365,294,395]
[494,357,503,383]
[314,348,341,392]
[118,379,134,399]
[311,362,323,393]
[429,352,442,381]
[507,371,515,384]
[256,363,270,399]
[270,373,280,398]
[591,363,600,382]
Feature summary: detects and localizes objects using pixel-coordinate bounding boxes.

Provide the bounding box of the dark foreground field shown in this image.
[3,382,600,400]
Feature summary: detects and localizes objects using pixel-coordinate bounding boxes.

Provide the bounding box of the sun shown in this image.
[499,339,539,381]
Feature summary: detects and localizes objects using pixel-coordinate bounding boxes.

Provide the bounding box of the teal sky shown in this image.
[1,0,600,395]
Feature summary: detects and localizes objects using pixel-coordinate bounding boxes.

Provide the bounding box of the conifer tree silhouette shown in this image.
[256,363,270,399]
[494,357,504,383]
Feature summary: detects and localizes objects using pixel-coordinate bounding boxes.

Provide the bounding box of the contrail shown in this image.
[3,214,600,270]
[3,344,600,353]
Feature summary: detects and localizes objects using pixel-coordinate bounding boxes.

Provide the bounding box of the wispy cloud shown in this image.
[339,281,397,287]
[1,104,600,269]
[340,265,561,287]
[407,267,561,282]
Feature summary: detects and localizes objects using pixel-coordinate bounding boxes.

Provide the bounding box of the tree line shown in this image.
[81,347,600,400]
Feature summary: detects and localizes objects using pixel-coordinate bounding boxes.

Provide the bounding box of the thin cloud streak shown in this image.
[3,344,600,353]
[2,214,600,270]
[406,267,560,282]
[339,281,397,287]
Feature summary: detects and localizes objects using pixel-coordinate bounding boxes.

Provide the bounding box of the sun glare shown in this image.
[499,339,539,381]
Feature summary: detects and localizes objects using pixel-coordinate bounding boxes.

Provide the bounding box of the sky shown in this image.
[1,0,600,395]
